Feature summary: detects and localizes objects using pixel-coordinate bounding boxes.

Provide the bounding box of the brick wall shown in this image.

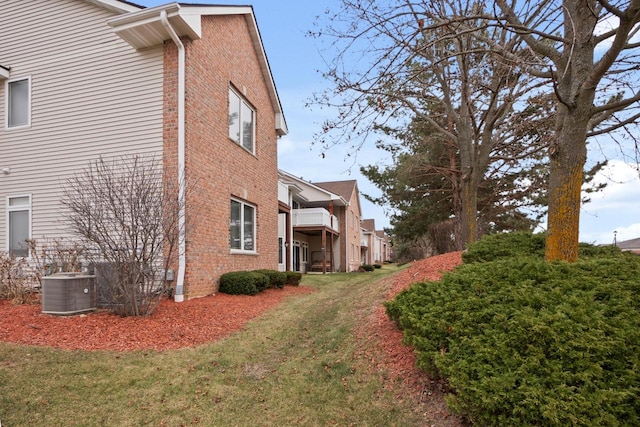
[164,15,279,299]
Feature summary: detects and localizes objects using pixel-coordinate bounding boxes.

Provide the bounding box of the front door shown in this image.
[293,241,301,272]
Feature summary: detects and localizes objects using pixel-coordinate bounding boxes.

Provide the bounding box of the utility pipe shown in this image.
[160,10,186,302]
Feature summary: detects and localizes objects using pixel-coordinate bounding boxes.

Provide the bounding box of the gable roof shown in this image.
[314,180,358,201]
[314,180,361,214]
[106,2,287,136]
[361,219,375,233]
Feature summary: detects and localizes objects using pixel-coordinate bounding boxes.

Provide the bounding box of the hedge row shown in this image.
[219,270,302,295]
[387,233,640,426]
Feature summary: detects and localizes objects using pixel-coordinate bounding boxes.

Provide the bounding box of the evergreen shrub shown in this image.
[285,271,302,286]
[253,269,287,289]
[462,231,546,263]
[219,271,267,295]
[387,235,640,426]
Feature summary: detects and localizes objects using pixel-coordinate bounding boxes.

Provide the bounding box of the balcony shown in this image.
[292,208,339,232]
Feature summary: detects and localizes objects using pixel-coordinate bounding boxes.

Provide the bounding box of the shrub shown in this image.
[361,264,375,272]
[462,232,623,264]
[0,252,37,304]
[373,264,382,269]
[219,271,267,295]
[285,271,302,286]
[386,255,640,426]
[253,269,287,289]
[462,231,546,263]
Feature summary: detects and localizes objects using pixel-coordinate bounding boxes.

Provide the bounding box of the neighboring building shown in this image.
[278,171,366,273]
[617,237,640,254]
[361,218,391,265]
[361,219,376,265]
[376,230,392,262]
[0,1,287,300]
[314,179,363,272]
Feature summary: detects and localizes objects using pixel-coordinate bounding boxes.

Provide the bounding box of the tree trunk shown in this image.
[460,174,478,249]
[545,108,590,262]
[544,0,597,262]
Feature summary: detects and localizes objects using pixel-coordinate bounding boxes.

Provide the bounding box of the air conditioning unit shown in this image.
[41,273,96,315]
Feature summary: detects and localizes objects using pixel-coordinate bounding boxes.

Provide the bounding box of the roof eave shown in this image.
[0,65,10,80]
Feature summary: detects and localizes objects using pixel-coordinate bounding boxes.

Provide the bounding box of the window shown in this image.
[230,199,256,252]
[228,87,255,152]
[6,77,30,128]
[302,242,309,264]
[7,195,31,257]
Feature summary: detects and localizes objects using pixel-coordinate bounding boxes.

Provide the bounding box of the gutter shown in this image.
[160,10,186,303]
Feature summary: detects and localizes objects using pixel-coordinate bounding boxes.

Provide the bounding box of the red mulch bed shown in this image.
[0,286,315,351]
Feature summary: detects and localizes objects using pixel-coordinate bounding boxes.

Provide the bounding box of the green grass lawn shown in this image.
[0,265,430,426]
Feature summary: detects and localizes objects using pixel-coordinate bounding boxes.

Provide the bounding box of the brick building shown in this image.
[0,1,286,300]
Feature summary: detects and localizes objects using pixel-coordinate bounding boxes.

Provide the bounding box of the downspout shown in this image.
[160,10,186,302]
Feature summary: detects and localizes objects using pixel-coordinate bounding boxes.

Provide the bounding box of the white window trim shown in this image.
[302,241,309,264]
[230,197,257,254]
[5,76,31,130]
[228,86,255,154]
[6,194,32,258]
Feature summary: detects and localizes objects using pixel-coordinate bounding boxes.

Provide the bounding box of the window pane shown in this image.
[241,102,253,151]
[8,79,29,127]
[230,200,241,249]
[243,204,254,251]
[9,196,30,207]
[9,210,29,257]
[278,237,283,263]
[228,90,240,144]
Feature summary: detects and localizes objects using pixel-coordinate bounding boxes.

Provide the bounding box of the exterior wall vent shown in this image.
[41,273,96,315]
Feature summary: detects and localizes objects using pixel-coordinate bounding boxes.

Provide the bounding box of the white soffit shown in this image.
[107,3,202,49]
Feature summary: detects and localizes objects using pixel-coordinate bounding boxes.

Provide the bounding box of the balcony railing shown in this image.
[292,208,339,232]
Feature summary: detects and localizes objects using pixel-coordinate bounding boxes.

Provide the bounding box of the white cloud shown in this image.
[580,160,640,243]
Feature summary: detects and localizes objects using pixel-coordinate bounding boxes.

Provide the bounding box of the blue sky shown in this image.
[136,1,640,244]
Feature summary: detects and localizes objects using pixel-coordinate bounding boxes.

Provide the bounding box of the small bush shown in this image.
[386,254,640,425]
[373,264,382,269]
[361,264,375,272]
[285,271,302,286]
[0,252,37,304]
[253,269,287,289]
[219,271,267,295]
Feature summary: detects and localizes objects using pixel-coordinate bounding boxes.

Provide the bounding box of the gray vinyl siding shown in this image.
[0,0,164,249]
